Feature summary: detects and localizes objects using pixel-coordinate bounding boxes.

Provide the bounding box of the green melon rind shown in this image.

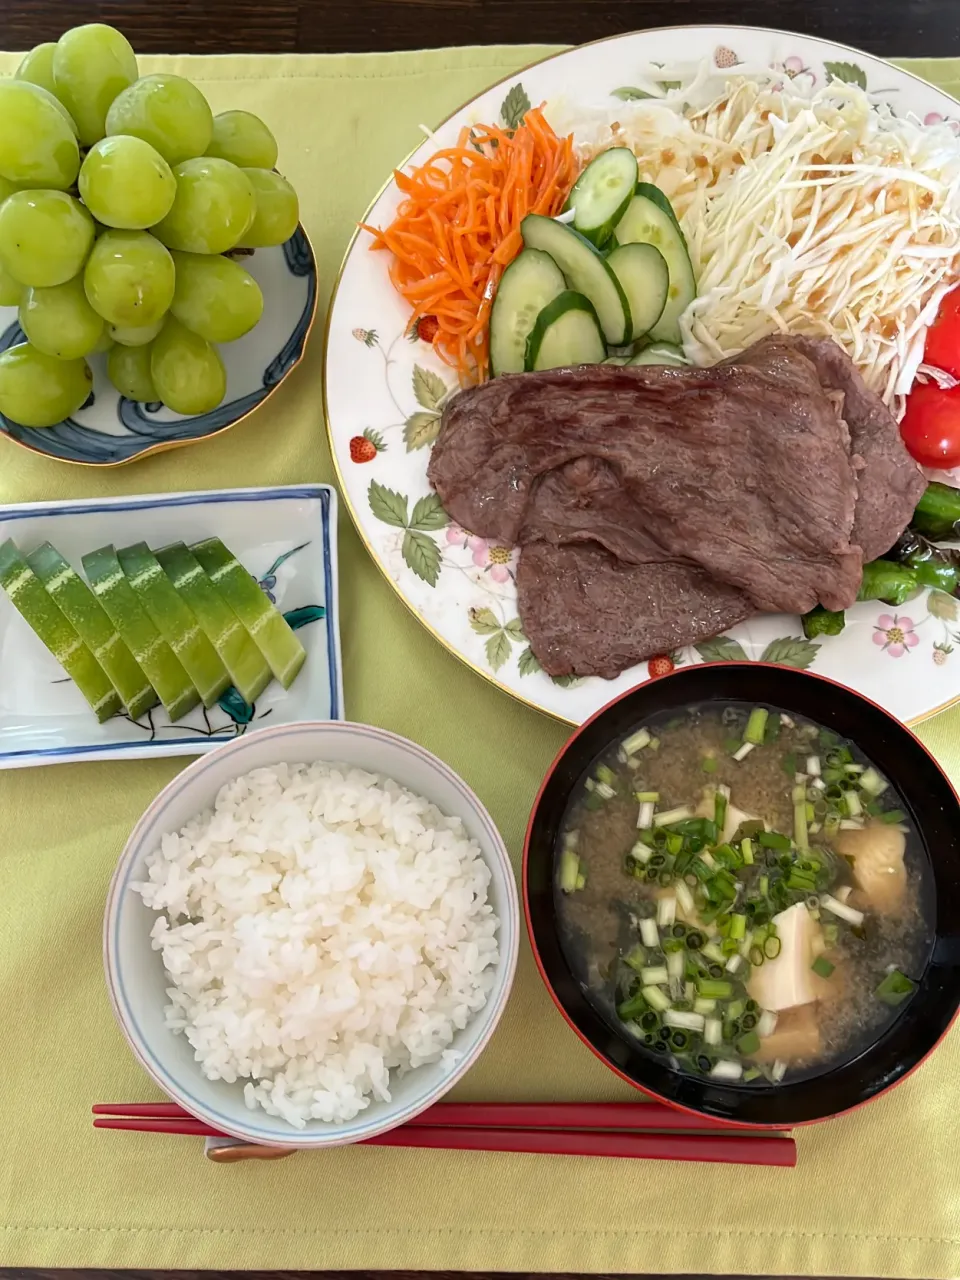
[117,542,231,708]
[154,542,272,705]
[190,537,306,689]
[0,539,121,723]
[27,541,157,720]
[81,544,200,722]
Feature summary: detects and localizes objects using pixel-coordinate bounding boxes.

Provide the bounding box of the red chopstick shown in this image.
[92,1101,795,1167]
[92,1114,794,1167]
[93,1099,787,1132]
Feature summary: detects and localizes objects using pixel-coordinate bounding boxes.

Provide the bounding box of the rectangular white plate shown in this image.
[0,484,343,769]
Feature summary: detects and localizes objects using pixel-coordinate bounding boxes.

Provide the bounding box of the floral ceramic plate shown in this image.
[0,228,317,467]
[324,26,960,727]
[0,484,342,768]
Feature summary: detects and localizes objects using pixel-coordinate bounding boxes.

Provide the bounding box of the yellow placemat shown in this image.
[1,43,960,1276]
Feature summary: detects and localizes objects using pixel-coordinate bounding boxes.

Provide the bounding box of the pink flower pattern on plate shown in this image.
[445,525,513,582]
[872,613,920,658]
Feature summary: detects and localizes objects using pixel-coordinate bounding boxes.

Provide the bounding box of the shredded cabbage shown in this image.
[550,73,960,411]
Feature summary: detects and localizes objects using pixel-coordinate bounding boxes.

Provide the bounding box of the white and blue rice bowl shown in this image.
[103,720,520,1149]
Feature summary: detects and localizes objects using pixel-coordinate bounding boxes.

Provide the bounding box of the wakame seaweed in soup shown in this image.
[555,703,933,1085]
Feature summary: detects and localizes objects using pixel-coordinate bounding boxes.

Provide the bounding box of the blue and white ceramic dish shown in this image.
[0,484,342,768]
[0,229,317,468]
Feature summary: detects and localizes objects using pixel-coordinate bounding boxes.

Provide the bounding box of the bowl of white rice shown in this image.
[103,720,519,1149]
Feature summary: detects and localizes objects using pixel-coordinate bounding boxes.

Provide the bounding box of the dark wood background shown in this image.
[0,15,929,1280]
[1,0,959,57]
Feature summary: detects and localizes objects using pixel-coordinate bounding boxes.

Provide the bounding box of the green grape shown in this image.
[0,342,92,427]
[106,74,213,166]
[0,80,80,189]
[108,341,157,401]
[240,168,299,247]
[153,158,255,254]
[150,317,226,414]
[170,251,263,342]
[0,191,94,287]
[79,136,175,230]
[15,44,58,96]
[0,177,17,205]
[19,277,105,359]
[0,268,21,307]
[206,111,278,170]
[108,317,165,346]
[91,328,114,353]
[84,230,174,327]
[52,23,138,146]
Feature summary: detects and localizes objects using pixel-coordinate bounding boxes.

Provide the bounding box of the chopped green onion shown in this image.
[595,764,617,787]
[714,789,728,833]
[879,808,907,825]
[844,789,863,818]
[763,936,782,959]
[702,756,718,773]
[622,728,652,755]
[703,1017,722,1046]
[748,945,764,966]
[675,880,695,915]
[794,801,809,852]
[876,969,916,1005]
[743,707,769,745]
[757,1009,778,1038]
[811,955,835,979]
[694,997,717,1015]
[642,985,672,1012]
[641,965,669,986]
[653,805,694,827]
[725,953,745,974]
[806,754,821,777]
[634,790,660,803]
[781,752,797,777]
[624,945,646,971]
[758,831,791,851]
[859,767,887,797]
[729,914,747,940]
[737,1030,761,1055]
[771,1060,788,1083]
[559,847,580,893]
[575,872,586,889]
[657,896,677,928]
[701,941,725,964]
[636,801,655,829]
[664,1009,705,1032]
[820,894,865,926]
[563,829,580,851]
[631,841,655,866]
[743,1067,762,1082]
[741,837,754,865]
[733,741,756,762]
[710,1060,743,1081]
[639,917,659,948]
[684,929,705,951]
[697,978,733,999]
[617,992,648,1021]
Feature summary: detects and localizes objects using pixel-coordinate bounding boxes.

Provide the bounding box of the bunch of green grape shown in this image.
[0,23,300,428]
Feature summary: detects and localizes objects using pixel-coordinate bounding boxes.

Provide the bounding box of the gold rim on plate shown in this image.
[1,223,321,471]
[321,25,960,730]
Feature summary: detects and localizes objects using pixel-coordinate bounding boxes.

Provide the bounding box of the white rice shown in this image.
[131,761,500,1128]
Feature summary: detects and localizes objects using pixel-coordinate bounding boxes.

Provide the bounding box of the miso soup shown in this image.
[555,703,933,1085]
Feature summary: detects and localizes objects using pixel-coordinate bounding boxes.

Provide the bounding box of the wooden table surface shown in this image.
[0,3,946,1280]
[2,0,959,57]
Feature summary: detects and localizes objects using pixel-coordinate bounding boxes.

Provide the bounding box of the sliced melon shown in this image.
[155,542,271,705]
[0,539,120,723]
[118,542,231,708]
[81,545,200,722]
[27,542,157,720]
[191,537,306,689]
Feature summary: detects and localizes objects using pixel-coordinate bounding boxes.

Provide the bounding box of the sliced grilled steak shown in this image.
[516,541,753,678]
[429,346,861,613]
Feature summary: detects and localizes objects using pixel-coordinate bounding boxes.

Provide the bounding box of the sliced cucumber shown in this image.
[521,213,631,345]
[628,342,688,367]
[606,242,669,341]
[525,291,605,371]
[614,186,696,344]
[489,248,566,376]
[563,147,638,247]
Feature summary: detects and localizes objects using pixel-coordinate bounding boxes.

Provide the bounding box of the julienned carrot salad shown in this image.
[360,106,577,384]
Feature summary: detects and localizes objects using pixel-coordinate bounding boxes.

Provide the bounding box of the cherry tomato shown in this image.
[900,382,960,469]
[923,288,960,379]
